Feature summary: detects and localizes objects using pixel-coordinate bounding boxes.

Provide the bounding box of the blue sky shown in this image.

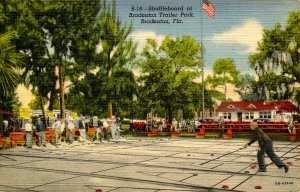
[115,0,299,74]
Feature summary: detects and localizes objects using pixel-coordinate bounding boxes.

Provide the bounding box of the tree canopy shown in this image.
[206,58,239,101]
[249,11,300,102]
[137,35,203,121]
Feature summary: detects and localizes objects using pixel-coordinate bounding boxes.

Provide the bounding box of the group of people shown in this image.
[171,118,201,132]
[145,117,201,132]
[21,116,124,148]
[97,116,123,142]
[3,114,292,174]
[24,118,46,148]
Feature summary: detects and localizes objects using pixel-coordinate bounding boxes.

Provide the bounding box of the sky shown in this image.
[114,0,299,74]
[17,0,299,107]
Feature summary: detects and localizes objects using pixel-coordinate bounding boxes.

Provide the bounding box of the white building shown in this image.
[218,101,299,122]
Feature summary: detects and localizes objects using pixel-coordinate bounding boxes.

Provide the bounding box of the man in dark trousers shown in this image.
[244,122,289,172]
[35,118,46,147]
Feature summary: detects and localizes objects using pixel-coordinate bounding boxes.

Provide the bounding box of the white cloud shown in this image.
[211,19,263,53]
[129,30,166,53]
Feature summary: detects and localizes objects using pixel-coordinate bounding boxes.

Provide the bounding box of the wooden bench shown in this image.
[87,127,96,140]
[0,134,6,149]
[44,129,55,142]
[9,132,38,148]
[147,128,158,136]
[61,128,80,141]
[201,122,299,141]
[199,123,233,138]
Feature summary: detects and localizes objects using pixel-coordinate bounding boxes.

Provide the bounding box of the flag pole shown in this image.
[200,0,215,120]
[201,1,205,121]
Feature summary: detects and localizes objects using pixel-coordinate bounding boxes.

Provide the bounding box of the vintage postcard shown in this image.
[0,0,299,191]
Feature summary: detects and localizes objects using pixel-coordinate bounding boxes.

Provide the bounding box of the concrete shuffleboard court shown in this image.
[0,138,299,192]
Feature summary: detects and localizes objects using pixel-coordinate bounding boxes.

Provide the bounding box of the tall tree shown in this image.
[93,0,136,119]
[43,0,100,118]
[249,11,300,101]
[206,58,239,101]
[137,35,203,121]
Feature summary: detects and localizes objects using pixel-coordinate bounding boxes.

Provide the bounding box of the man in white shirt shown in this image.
[24,119,34,148]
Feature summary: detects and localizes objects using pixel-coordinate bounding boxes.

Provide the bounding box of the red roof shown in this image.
[0,109,13,115]
[218,101,299,113]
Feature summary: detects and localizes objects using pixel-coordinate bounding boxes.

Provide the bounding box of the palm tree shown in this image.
[0,30,22,97]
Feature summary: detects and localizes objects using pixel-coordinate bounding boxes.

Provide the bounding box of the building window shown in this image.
[259,111,271,119]
[245,112,254,120]
[223,113,231,120]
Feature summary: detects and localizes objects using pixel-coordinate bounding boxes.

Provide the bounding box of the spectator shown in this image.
[286,116,295,134]
[102,119,110,142]
[24,119,34,148]
[158,118,165,132]
[113,116,123,139]
[52,119,62,145]
[3,120,10,137]
[186,120,193,132]
[171,118,178,132]
[179,118,185,132]
[67,119,75,144]
[218,115,225,137]
[95,120,103,142]
[78,118,86,142]
[146,118,152,132]
[110,116,120,139]
[35,118,46,147]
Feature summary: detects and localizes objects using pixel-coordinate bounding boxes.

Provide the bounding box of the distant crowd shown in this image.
[2,116,124,148]
[145,117,202,133]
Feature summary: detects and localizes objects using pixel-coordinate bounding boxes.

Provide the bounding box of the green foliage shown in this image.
[91,0,136,117]
[206,58,239,101]
[66,1,137,118]
[137,35,203,121]
[236,73,259,101]
[66,68,137,117]
[0,30,22,97]
[161,35,202,72]
[0,94,21,114]
[249,11,300,101]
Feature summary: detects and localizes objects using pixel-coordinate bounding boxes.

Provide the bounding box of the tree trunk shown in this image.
[58,65,65,119]
[166,104,172,123]
[108,100,113,119]
[48,67,57,111]
[48,90,55,111]
[107,64,113,119]
[40,97,48,129]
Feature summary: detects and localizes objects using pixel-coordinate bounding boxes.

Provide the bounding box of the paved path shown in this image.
[0,138,299,192]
